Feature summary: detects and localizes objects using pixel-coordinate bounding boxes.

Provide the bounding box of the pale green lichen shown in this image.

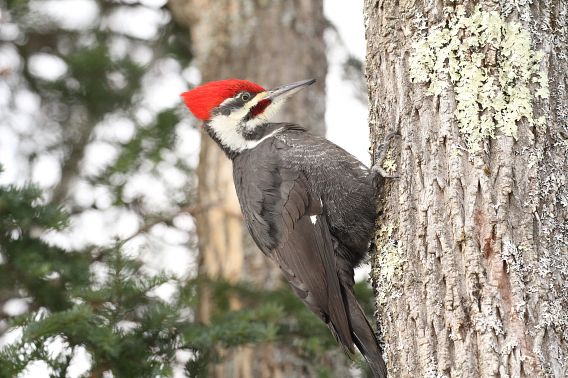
[409,7,549,153]
[373,225,405,301]
[381,151,397,173]
[377,240,404,282]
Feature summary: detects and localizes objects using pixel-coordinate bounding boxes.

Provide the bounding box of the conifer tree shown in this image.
[0,1,360,376]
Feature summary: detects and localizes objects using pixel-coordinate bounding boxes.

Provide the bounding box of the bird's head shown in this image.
[181,78,315,155]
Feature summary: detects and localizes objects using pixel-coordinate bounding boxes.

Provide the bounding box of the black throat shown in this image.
[241,122,284,141]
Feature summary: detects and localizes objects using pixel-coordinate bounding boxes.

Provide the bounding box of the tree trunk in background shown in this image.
[365,1,567,377]
[169,1,348,377]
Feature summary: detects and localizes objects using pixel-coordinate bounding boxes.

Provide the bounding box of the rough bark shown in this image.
[168,1,348,377]
[365,1,567,377]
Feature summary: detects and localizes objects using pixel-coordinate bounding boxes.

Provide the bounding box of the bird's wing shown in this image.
[235,147,354,349]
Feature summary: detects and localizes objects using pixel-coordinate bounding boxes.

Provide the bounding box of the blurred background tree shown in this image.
[0,0,371,377]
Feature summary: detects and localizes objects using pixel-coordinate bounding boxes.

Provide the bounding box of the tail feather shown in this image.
[345,289,387,378]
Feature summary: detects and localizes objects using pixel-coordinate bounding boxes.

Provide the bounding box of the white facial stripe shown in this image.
[250,127,283,148]
[209,92,286,152]
[209,112,283,151]
[246,92,269,109]
[209,110,250,150]
[219,91,268,109]
[219,96,234,107]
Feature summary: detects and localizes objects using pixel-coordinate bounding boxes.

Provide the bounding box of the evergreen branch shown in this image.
[120,201,218,244]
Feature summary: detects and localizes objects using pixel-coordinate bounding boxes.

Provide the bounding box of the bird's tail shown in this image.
[345,289,387,378]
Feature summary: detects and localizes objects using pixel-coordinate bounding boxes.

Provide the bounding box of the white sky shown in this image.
[325,0,369,165]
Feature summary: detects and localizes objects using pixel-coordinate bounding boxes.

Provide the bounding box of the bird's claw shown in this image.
[371,165,400,179]
[372,131,401,180]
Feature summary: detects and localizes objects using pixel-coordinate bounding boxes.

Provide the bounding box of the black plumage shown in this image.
[221,123,387,377]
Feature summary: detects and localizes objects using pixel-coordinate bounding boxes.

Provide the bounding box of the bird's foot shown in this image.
[371,165,399,179]
[371,132,401,179]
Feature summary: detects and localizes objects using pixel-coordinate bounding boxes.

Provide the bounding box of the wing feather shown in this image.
[234,146,354,349]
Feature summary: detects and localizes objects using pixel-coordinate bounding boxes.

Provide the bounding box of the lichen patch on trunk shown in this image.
[409,6,549,153]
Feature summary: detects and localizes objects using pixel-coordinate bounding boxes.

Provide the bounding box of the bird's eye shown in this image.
[240,92,251,101]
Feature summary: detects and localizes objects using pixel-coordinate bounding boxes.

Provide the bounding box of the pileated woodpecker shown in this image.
[182,78,391,378]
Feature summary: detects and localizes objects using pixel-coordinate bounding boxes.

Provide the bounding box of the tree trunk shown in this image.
[365,1,567,377]
[168,1,349,377]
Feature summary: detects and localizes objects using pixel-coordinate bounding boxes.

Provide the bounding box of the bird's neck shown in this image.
[203,120,285,160]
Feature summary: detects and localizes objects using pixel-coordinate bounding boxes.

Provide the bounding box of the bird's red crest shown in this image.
[181,79,266,120]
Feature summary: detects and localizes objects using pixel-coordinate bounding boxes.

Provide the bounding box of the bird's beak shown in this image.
[267,79,316,102]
